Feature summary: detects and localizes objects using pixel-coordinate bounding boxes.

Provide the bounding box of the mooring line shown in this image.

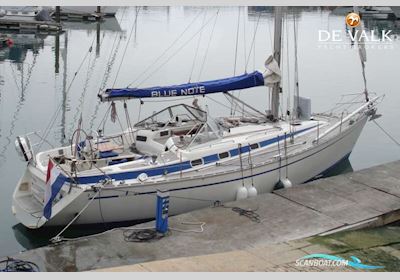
[372,120,400,148]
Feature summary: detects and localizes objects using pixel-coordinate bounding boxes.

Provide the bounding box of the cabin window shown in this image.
[191,159,203,167]
[218,152,229,159]
[136,135,147,142]
[250,143,259,150]
[160,130,169,137]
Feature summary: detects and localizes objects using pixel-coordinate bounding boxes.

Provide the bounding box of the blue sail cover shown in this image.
[101,71,265,101]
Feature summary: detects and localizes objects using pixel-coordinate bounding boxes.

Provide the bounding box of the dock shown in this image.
[0,16,61,32]
[7,160,400,271]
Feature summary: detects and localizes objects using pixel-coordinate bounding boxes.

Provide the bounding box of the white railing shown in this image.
[313,96,380,143]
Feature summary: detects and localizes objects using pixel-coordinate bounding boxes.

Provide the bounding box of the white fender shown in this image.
[236,186,248,200]
[247,185,258,197]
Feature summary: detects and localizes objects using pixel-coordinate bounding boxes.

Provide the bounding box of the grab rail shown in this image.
[313,96,380,143]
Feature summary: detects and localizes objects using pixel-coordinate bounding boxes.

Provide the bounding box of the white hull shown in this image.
[13,113,368,227]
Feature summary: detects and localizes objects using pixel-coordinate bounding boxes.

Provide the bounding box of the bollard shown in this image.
[156,190,169,234]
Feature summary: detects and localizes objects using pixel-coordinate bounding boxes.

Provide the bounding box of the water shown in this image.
[1,6,400,256]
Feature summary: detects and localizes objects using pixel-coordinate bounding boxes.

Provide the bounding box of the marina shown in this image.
[0,6,400,271]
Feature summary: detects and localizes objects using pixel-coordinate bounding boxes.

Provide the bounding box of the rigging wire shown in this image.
[231,7,241,116]
[233,7,241,77]
[37,38,96,152]
[126,9,205,88]
[206,95,237,111]
[134,11,220,88]
[197,8,220,80]
[253,18,256,71]
[285,13,292,120]
[293,12,300,118]
[188,8,208,83]
[112,6,141,88]
[232,11,262,116]
[89,7,128,131]
[123,102,135,144]
[68,43,96,139]
[245,12,262,71]
[242,7,247,73]
[89,34,124,131]
[243,7,247,73]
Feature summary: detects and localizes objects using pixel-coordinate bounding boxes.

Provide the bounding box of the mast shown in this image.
[293,13,300,118]
[270,7,283,121]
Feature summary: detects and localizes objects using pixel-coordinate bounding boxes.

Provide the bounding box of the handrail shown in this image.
[314,96,380,142]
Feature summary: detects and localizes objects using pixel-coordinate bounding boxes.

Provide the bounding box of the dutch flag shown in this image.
[44,159,67,220]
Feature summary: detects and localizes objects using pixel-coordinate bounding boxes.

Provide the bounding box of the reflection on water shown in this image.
[320,157,354,178]
[0,53,38,165]
[11,223,109,250]
[12,219,151,250]
[1,6,400,256]
[0,33,45,63]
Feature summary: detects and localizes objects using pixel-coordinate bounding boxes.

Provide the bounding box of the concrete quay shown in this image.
[8,160,400,271]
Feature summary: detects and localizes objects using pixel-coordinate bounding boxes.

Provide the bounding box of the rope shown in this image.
[219,204,261,223]
[0,257,40,272]
[127,9,205,88]
[123,221,205,241]
[50,186,103,243]
[231,207,260,223]
[373,120,400,147]
[170,222,205,233]
[123,228,165,242]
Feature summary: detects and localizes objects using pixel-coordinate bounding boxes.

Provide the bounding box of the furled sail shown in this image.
[99,71,265,102]
[264,55,281,87]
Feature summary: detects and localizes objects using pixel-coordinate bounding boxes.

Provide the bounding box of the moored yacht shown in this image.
[11,7,382,229]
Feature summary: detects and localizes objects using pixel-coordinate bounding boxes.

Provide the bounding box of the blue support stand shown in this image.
[156,190,169,234]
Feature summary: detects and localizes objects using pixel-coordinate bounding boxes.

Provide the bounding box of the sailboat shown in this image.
[12,7,382,228]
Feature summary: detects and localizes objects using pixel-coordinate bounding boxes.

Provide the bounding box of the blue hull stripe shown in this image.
[91,121,360,200]
[74,125,317,185]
